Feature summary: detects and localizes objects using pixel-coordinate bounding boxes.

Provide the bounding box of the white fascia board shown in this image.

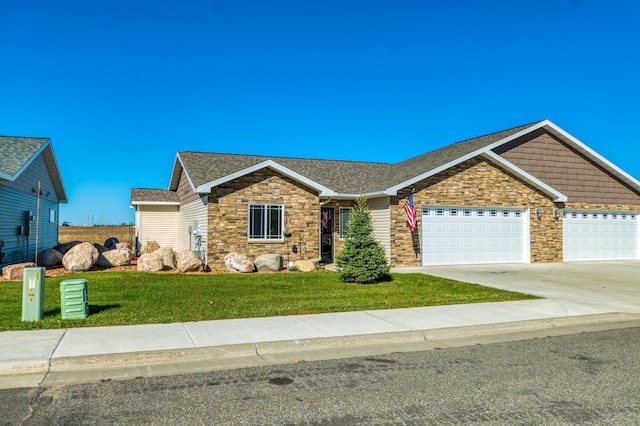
[0,171,12,180]
[43,144,68,203]
[541,120,640,191]
[384,151,486,196]
[195,160,335,195]
[130,201,180,206]
[168,153,197,192]
[481,151,568,202]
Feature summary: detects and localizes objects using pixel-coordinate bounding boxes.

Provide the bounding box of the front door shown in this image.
[320,207,334,263]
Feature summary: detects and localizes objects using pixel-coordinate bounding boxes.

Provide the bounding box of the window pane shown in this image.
[267,205,282,239]
[249,205,264,239]
[339,208,351,238]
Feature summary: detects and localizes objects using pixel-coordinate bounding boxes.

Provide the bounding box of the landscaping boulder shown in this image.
[176,250,204,272]
[54,240,82,255]
[156,247,177,270]
[62,242,99,272]
[116,242,133,252]
[137,252,164,272]
[254,253,282,272]
[98,249,132,267]
[140,241,160,255]
[38,248,63,267]
[224,252,255,273]
[104,237,119,250]
[115,242,135,259]
[93,243,108,254]
[1,262,36,281]
[293,260,315,272]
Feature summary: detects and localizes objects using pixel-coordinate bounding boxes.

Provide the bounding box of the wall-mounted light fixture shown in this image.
[554,208,560,220]
[536,208,542,219]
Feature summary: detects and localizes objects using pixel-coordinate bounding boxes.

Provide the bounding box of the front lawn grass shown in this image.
[0,271,538,331]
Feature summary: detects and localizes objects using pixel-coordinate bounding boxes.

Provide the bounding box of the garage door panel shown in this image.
[563,210,638,261]
[422,206,527,266]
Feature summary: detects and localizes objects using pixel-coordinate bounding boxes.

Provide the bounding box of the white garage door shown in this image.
[563,211,638,261]
[421,206,528,266]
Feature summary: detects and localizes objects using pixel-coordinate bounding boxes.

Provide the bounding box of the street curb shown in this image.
[2,312,640,389]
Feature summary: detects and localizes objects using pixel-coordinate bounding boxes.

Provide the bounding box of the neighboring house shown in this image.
[0,136,67,269]
[130,120,640,271]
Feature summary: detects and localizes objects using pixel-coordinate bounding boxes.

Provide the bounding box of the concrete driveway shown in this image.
[393,260,640,313]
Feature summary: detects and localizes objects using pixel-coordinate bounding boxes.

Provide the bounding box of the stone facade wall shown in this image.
[390,158,562,267]
[206,169,320,271]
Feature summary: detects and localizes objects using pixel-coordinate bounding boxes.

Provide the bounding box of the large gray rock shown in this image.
[93,243,108,254]
[54,241,81,255]
[224,252,255,273]
[177,250,204,273]
[38,248,63,267]
[293,260,315,272]
[98,249,132,267]
[137,252,164,272]
[62,242,99,272]
[140,241,160,255]
[156,247,177,270]
[115,242,135,259]
[254,253,283,272]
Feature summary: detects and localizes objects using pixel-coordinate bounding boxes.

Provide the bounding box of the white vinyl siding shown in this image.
[563,210,639,261]
[368,197,391,262]
[135,205,179,252]
[179,197,208,261]
[421,206,528,266]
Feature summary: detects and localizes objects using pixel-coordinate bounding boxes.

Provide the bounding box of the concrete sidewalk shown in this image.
[3,298,640,390]
[3,260,640,390]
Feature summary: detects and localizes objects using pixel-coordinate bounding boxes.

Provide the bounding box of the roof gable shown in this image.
[0,136,68,203]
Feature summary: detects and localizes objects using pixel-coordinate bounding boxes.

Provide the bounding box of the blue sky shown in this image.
[1,1,639,225]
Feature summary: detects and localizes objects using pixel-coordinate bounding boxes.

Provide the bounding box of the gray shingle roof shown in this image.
[137,121,545,202]
[177,121,543,194]
[130,188,179,204]
[177,151,392,194]
[0,136,49,178]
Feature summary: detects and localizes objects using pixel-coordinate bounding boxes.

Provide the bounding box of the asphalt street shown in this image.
[3,326,640,425]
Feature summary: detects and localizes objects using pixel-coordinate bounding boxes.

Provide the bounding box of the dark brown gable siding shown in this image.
[177,169,201,204]
[494,129,640,205]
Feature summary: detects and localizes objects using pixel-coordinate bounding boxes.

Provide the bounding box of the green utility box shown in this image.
[22,267,45,322]
[60,279,89,320]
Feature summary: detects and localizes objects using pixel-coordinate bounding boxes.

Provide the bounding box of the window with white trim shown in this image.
[339,207,352,239]
[248,204,283,241]
[49,209,57,223]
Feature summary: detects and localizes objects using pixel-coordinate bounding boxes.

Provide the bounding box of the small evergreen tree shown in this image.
[335,196,390,284]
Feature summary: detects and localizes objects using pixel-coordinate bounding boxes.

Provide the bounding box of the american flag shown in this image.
[403,192,417,232]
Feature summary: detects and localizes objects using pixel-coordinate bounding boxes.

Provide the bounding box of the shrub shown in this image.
[335,196,390,284]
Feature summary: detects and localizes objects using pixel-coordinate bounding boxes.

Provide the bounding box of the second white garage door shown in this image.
[421,206,528,266]
[563,210,638,261]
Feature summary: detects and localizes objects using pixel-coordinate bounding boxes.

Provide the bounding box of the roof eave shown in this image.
[130,201,180,206]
